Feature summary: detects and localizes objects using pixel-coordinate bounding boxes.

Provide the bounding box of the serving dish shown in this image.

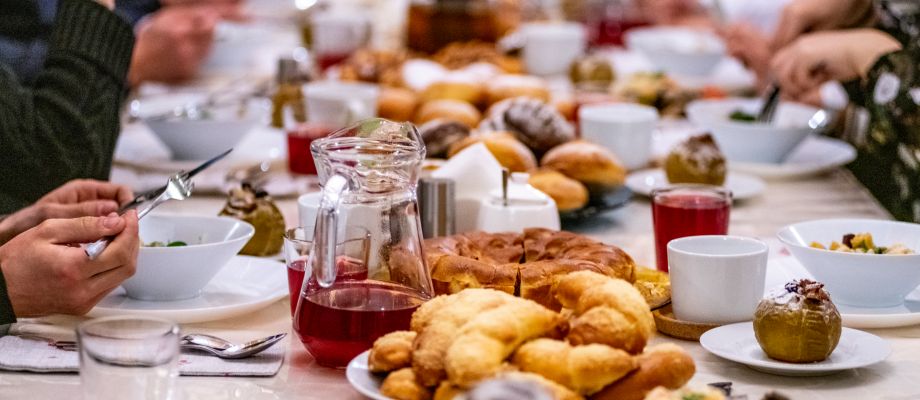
[346,351,389,400]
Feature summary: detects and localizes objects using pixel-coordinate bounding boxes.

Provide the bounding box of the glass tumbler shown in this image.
[651,185,732,272]
[77,316,180,400]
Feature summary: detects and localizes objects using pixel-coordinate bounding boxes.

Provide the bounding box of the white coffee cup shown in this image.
[521,22,586,76]
[579,103,659,170]
[668,235,768,324]
[303,81,379,128]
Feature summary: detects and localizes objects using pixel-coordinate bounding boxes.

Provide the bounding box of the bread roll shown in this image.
[421,79,485,106]
[380,368,432,400]
[378,87,420,122]
[369,331,417,373]
[528,169,589,212]
[448,131,537,173]
[590,343,696,400]
[485,74,551,106]
[416,100,482,128]
[541,141,626,189]
[511,338,636,395]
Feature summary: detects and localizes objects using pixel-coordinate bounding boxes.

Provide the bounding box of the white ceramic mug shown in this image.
[521,22,586,76]
[303,81,379,128]
[579,103,659,170]
[668,235,768,324]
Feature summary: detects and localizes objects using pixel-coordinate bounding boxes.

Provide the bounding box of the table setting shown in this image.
[5,1,920,400]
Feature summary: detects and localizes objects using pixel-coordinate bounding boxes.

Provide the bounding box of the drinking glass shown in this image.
[651,185,732,272]
[77,316,180,400]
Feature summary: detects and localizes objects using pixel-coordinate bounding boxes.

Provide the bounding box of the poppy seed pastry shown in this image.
[478,97,576,156]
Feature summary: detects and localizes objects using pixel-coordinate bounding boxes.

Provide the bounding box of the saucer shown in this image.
[88,256,287,323]
[652,304,721,341]
[700,322,890,377]
[625,169,765,200]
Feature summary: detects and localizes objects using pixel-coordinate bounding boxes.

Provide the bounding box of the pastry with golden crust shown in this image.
[378,87,420,123]
[552,271,653,354]
[369,331,417,374]
[523,228,636,283]
[511,338,636,395]
[527,169,589,212]
[541,141,626,189]
[417,99,482,128]
[447,131,538,173]
[591,343,696,400]
[381,367,433,400]
[484,74,551,106]
[444,298,565,387]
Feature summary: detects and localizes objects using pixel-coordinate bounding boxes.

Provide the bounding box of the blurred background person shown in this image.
[766,0,919,221]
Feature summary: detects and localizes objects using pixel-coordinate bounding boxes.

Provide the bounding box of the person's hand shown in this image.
[721,23,773,88]
[770,29,902,99]
[127,6,222,85]
[0,180,133,245]
[0,212,139,317]
[95,0,115,10]
[160,0,247,21]
[773,0,876,50]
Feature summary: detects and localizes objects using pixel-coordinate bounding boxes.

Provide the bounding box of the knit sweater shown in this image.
[0,0,134,325]
[0,0,134,215]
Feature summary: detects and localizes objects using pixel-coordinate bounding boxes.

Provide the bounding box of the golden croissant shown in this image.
[380,367,432,400]
[553,271,655,354]
[369,331,417,374]
[511,338,636,395]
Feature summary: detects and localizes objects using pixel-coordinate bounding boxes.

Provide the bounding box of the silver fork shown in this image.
[83,173,193,260]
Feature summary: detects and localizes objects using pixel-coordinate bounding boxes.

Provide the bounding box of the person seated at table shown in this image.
[0,179,139,326]
[766,0,919,222]
[0,0,134,214]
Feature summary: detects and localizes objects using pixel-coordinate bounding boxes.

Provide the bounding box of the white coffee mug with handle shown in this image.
[579,103,659,170]
[668,235,768,324]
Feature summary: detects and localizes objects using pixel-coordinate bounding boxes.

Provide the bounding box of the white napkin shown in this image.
[431,143,504,233]
[0,336,285,377]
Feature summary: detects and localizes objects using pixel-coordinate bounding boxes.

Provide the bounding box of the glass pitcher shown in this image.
[293,118,434,368]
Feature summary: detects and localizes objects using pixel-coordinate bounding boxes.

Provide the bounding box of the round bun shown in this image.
[377,87,419,122]
[424,229,636,311]
[485,74,551,106]
[416,99,482,128]
[528,169,589,212]
[541,141,626,188]
[420,79,484,106]
[418,119,472,158]
[448,131,537,173]
[479,97,575,156]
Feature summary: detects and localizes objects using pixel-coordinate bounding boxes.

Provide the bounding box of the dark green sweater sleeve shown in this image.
[0,265,14,325]
[0,0,135,214]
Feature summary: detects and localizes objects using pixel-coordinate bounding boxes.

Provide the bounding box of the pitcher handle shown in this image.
[312,174,348,288]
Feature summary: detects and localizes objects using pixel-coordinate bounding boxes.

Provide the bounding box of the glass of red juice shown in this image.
[292,226,426,368]
[651,185,731,272]
[287,123,334,175]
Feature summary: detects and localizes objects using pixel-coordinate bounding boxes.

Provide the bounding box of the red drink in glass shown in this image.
[652,186,731,272]
[287,123,334,175]
[287,260,306,315]
[294,280,425,368]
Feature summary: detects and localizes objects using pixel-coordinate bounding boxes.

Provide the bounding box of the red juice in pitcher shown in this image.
[652,187,731,272]
[294,280,425,368]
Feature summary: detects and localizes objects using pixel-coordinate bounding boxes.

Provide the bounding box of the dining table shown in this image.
[2,157,917,399]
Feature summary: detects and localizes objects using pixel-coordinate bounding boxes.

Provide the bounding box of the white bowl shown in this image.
[686,98,822,164]
[143,101,260,161]
[123,215,255,301]
[777,219,920,307]
[625,27,725,76]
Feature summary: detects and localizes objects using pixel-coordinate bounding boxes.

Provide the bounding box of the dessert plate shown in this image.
[625,169,765,200]
[346,351,388,400]
[88,256,287,324]
[700,322,890,377]
[731,136,857,180]
[767,256,920,329]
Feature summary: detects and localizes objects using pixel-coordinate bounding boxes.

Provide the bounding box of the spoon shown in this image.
[54,333,287,360]
[180,333,287,359]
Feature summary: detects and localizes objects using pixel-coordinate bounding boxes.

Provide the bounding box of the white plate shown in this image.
[625,169,765,200]
[88,256,287,324]
[346,351,389,400]
[767,256,920,329]
[700,322,890,377]
[731,136,856,180]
